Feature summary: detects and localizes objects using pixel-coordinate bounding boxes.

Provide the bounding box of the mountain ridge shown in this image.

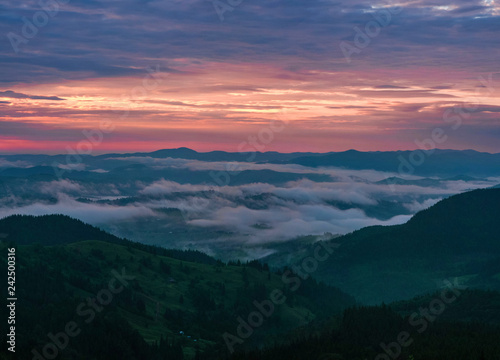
[2,148,499,177]
[312,188,500,303]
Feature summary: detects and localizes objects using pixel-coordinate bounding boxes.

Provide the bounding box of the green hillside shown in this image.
[0,215,354,360]
[293,188,500,304]
[0,214,218,265]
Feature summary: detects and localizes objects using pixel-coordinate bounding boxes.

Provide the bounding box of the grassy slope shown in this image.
[0,232,354,359]
[66,240,315,341]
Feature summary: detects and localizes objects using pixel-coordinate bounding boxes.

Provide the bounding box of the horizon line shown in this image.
[1,147,499,157]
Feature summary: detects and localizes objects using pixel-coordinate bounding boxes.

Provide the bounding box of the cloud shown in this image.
[1,0,499,86]
[373,85,409,89]
[38,180,84,195]
[352,90,458,99]
[89,169,109,173]
[0,194,155,225]
[187,203,412,245]
[0,160,498,258]
[110,156,402,182]
[0,90,65,101]
[0,158,32,168]
[140,179,217,196]
[404,198,441,212]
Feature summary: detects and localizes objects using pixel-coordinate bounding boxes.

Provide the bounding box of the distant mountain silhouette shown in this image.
[281,149,500,176]
[3,148,499,177]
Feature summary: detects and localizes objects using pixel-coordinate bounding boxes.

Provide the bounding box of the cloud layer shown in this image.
[1,156,497,259]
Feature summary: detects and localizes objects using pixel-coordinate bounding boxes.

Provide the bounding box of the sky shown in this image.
[0,0,499,154]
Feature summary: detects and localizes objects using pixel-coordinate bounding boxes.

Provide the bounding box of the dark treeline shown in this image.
[231,299,500,360]
[0,214,218,264]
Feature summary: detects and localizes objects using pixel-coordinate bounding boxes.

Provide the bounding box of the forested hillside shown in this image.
[0,215,354,359]
[311,188,500,303]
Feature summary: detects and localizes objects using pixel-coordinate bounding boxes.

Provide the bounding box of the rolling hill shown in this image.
[307,188,500,304]
[0,215,354,360]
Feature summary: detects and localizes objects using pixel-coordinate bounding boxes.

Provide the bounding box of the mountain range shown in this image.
[2,148,500,178]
